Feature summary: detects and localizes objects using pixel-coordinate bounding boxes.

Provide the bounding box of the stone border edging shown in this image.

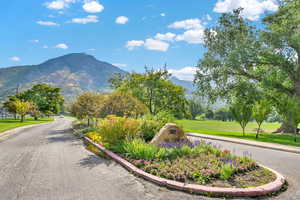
[187,132,300,155]
[84,137,286,197]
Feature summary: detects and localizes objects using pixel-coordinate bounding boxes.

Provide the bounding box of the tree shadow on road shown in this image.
[47,129,79,144]
[78,154,116,169]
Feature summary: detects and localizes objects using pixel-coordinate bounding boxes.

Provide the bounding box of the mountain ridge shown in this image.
[0,53,194,102]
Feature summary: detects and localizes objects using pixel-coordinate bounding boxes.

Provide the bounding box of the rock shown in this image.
[150,123,187,145]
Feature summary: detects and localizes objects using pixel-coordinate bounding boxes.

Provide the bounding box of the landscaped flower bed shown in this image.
[107,139,276,188]
[74,115,283,195]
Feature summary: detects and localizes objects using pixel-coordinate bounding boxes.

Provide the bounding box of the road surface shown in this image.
[0,118,299,200]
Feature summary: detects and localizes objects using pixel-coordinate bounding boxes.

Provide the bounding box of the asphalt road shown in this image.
[0,118,298,200]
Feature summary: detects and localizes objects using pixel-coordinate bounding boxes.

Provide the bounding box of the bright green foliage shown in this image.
[188,98,204,120]
[17,84,64,115]
[195,2,300,130]
[70,92,104,126]
[277,96,300,141]
[110,67,189,118]
[0,118,53,133]
[230,100,253,136]
[100,91,148,118]
[220,164,235,180]
[12,100,32,122]
[97,116,140,144]
[138,119,161,142]
[252,100,272,138]
[123,138,159,160]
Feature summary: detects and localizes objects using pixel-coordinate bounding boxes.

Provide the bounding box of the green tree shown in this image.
[100,91,149,118]
[252,100,272,138]
[194,2,300,132]
[230,100,253,136]
[13,100,31,122]
[70,92,104,126]
[18,84,64,116]
[110,67,189,118]
[277,96,300,142]
[188,98,204,120]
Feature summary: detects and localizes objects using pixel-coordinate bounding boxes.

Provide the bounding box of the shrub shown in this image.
[97,116,140,144]
[220,164,235,180]
[100,92,149,118]
[123,138,159,160]
[138,119,161,142]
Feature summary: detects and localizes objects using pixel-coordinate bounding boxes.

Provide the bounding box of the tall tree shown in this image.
[13,100,31,122]
[70,92,104,126]
[230,100,253,136]
[110,67,189,118]
[17,84,64,116]
[252,100,272,138]
[195,2,300,132]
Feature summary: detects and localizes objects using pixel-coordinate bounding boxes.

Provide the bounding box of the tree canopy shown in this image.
[110,68,189,119]
[195,1,300,130]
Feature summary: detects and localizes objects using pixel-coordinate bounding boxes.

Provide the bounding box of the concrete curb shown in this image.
[187,132,300,155]
[84,137,286,197]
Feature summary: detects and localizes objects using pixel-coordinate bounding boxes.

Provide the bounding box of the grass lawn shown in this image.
[176,120,300,147]
[0,117,54,133]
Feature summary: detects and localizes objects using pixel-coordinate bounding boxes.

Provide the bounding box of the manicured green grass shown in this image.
[176,120,300,147]
[0,118,54,133]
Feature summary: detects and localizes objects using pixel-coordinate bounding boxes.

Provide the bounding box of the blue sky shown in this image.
[0,0,279,81]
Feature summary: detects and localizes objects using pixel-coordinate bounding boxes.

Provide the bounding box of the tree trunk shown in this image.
[21,115,24,122]
[34,116,38,120]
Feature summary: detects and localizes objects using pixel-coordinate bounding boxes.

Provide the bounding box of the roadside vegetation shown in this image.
[0,118,54,133]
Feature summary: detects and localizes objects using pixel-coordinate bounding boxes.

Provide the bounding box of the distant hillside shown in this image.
[0,53,195,103]
[169,76,195,93]
[0,53,126,102]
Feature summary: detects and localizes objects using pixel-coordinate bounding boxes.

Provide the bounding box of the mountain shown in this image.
[0,53,126,102]
[0,53,195,103]
[169,76,195,93]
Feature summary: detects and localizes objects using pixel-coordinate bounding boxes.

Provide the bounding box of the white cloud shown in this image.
[126,40,144,50]
[144,38,169,52]
[168,18,204,30]
[160,13,166,17]
[175,29,205,44]
[168,66,197,81]
[55,43,69,49]
[115,16,129,24]
[43,45,49,49]
[87,48,96,51]
[37,21,59,26]
[70,15,98,24]
[154,32,176,42]
[44,0,76,10]
[206,14,212,21]
[10,56,21,62]
[113,63,127,67]
[30,39,39,43]
[213,0,279,21]
[83,1,104,13]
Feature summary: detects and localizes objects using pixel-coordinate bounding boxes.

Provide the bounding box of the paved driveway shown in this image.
[0,118,298,200]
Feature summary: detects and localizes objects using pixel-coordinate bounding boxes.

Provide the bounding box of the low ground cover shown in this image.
[0,118,54,133]
[74,116,277,188]
[177,120,300,147]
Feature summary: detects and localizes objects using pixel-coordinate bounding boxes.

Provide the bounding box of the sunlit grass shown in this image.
[176,120,300,147]
[0,117,54,133]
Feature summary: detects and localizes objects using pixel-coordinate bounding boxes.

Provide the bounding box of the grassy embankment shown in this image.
[0,118,54,133]
[176,120,300,147]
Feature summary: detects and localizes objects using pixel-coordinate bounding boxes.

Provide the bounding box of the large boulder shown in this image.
[150,123,187,145]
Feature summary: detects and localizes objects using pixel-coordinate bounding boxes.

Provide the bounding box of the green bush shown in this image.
[97,115,140,144]
[220,164,235,180]
[123,138,160,160]
[138,119,161,142]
